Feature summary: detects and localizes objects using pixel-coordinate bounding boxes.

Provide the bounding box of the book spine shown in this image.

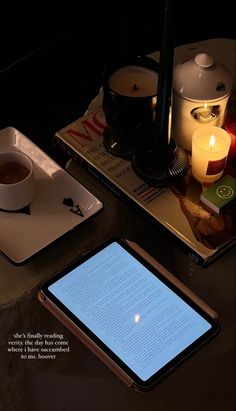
[54,134,207,267]
[54,135,124,199]
[54,136,85,166]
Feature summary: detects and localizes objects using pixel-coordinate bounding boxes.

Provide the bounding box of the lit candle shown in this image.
[192,126,231,183]
[197,103,214,122]
[108,65,158,97]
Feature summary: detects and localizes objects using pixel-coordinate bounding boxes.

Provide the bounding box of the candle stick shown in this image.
[192,126,231,183]
[132,0,189,187]
[152,0,173,149]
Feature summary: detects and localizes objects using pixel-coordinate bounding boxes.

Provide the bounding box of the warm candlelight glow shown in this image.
[191,104,214,124]
[209,135,215,150]
[192,126,231,183]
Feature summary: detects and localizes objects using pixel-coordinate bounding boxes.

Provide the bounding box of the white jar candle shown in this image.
[192,126,231,183]
[108,65,158,97]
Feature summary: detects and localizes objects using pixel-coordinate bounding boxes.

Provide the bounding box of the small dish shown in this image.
[0,127,103,264]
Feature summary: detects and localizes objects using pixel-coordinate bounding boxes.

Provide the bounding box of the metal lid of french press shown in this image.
[173,52,233,101]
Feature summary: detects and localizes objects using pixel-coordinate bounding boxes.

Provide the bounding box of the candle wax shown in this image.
[192,126,231,183]
[108,65,158,98]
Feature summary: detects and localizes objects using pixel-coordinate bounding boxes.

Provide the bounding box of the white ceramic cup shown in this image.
[0,150,35,211]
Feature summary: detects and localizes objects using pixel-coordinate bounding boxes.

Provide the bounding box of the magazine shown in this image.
[54,107,236,267]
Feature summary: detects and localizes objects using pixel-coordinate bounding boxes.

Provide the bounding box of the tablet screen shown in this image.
[45,240,217,386]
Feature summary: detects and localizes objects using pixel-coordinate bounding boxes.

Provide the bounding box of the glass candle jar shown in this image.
[191,126,231,183]
[102,56,159,160]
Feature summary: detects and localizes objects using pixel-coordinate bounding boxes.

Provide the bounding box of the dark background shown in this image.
[0,3,235,158]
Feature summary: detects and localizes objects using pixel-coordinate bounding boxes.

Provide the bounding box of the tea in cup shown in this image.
[0,150,35,211]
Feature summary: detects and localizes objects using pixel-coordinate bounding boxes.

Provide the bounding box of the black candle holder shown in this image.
[102,56,159,160]
[132,0,189,186]
[132,138,189,187]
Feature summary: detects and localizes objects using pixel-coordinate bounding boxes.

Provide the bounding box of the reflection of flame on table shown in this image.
[171,170,236,249]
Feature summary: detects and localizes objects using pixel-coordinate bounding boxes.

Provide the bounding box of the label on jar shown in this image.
[206,157,226,175]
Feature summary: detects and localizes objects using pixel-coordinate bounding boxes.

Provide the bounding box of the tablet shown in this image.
[38,238,220,391]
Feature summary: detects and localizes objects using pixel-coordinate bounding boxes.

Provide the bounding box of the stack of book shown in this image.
[54,106,236,267]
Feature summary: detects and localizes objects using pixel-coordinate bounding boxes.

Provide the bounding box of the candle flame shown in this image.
[209,134,215,150]
[204,102,208,109]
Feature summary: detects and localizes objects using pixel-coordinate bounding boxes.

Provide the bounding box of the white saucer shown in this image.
[0,127,103,264]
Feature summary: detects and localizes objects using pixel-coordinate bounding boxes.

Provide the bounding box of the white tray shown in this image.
[0,127,103,264]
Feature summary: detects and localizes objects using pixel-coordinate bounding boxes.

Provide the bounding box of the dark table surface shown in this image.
[0,27,235,410]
